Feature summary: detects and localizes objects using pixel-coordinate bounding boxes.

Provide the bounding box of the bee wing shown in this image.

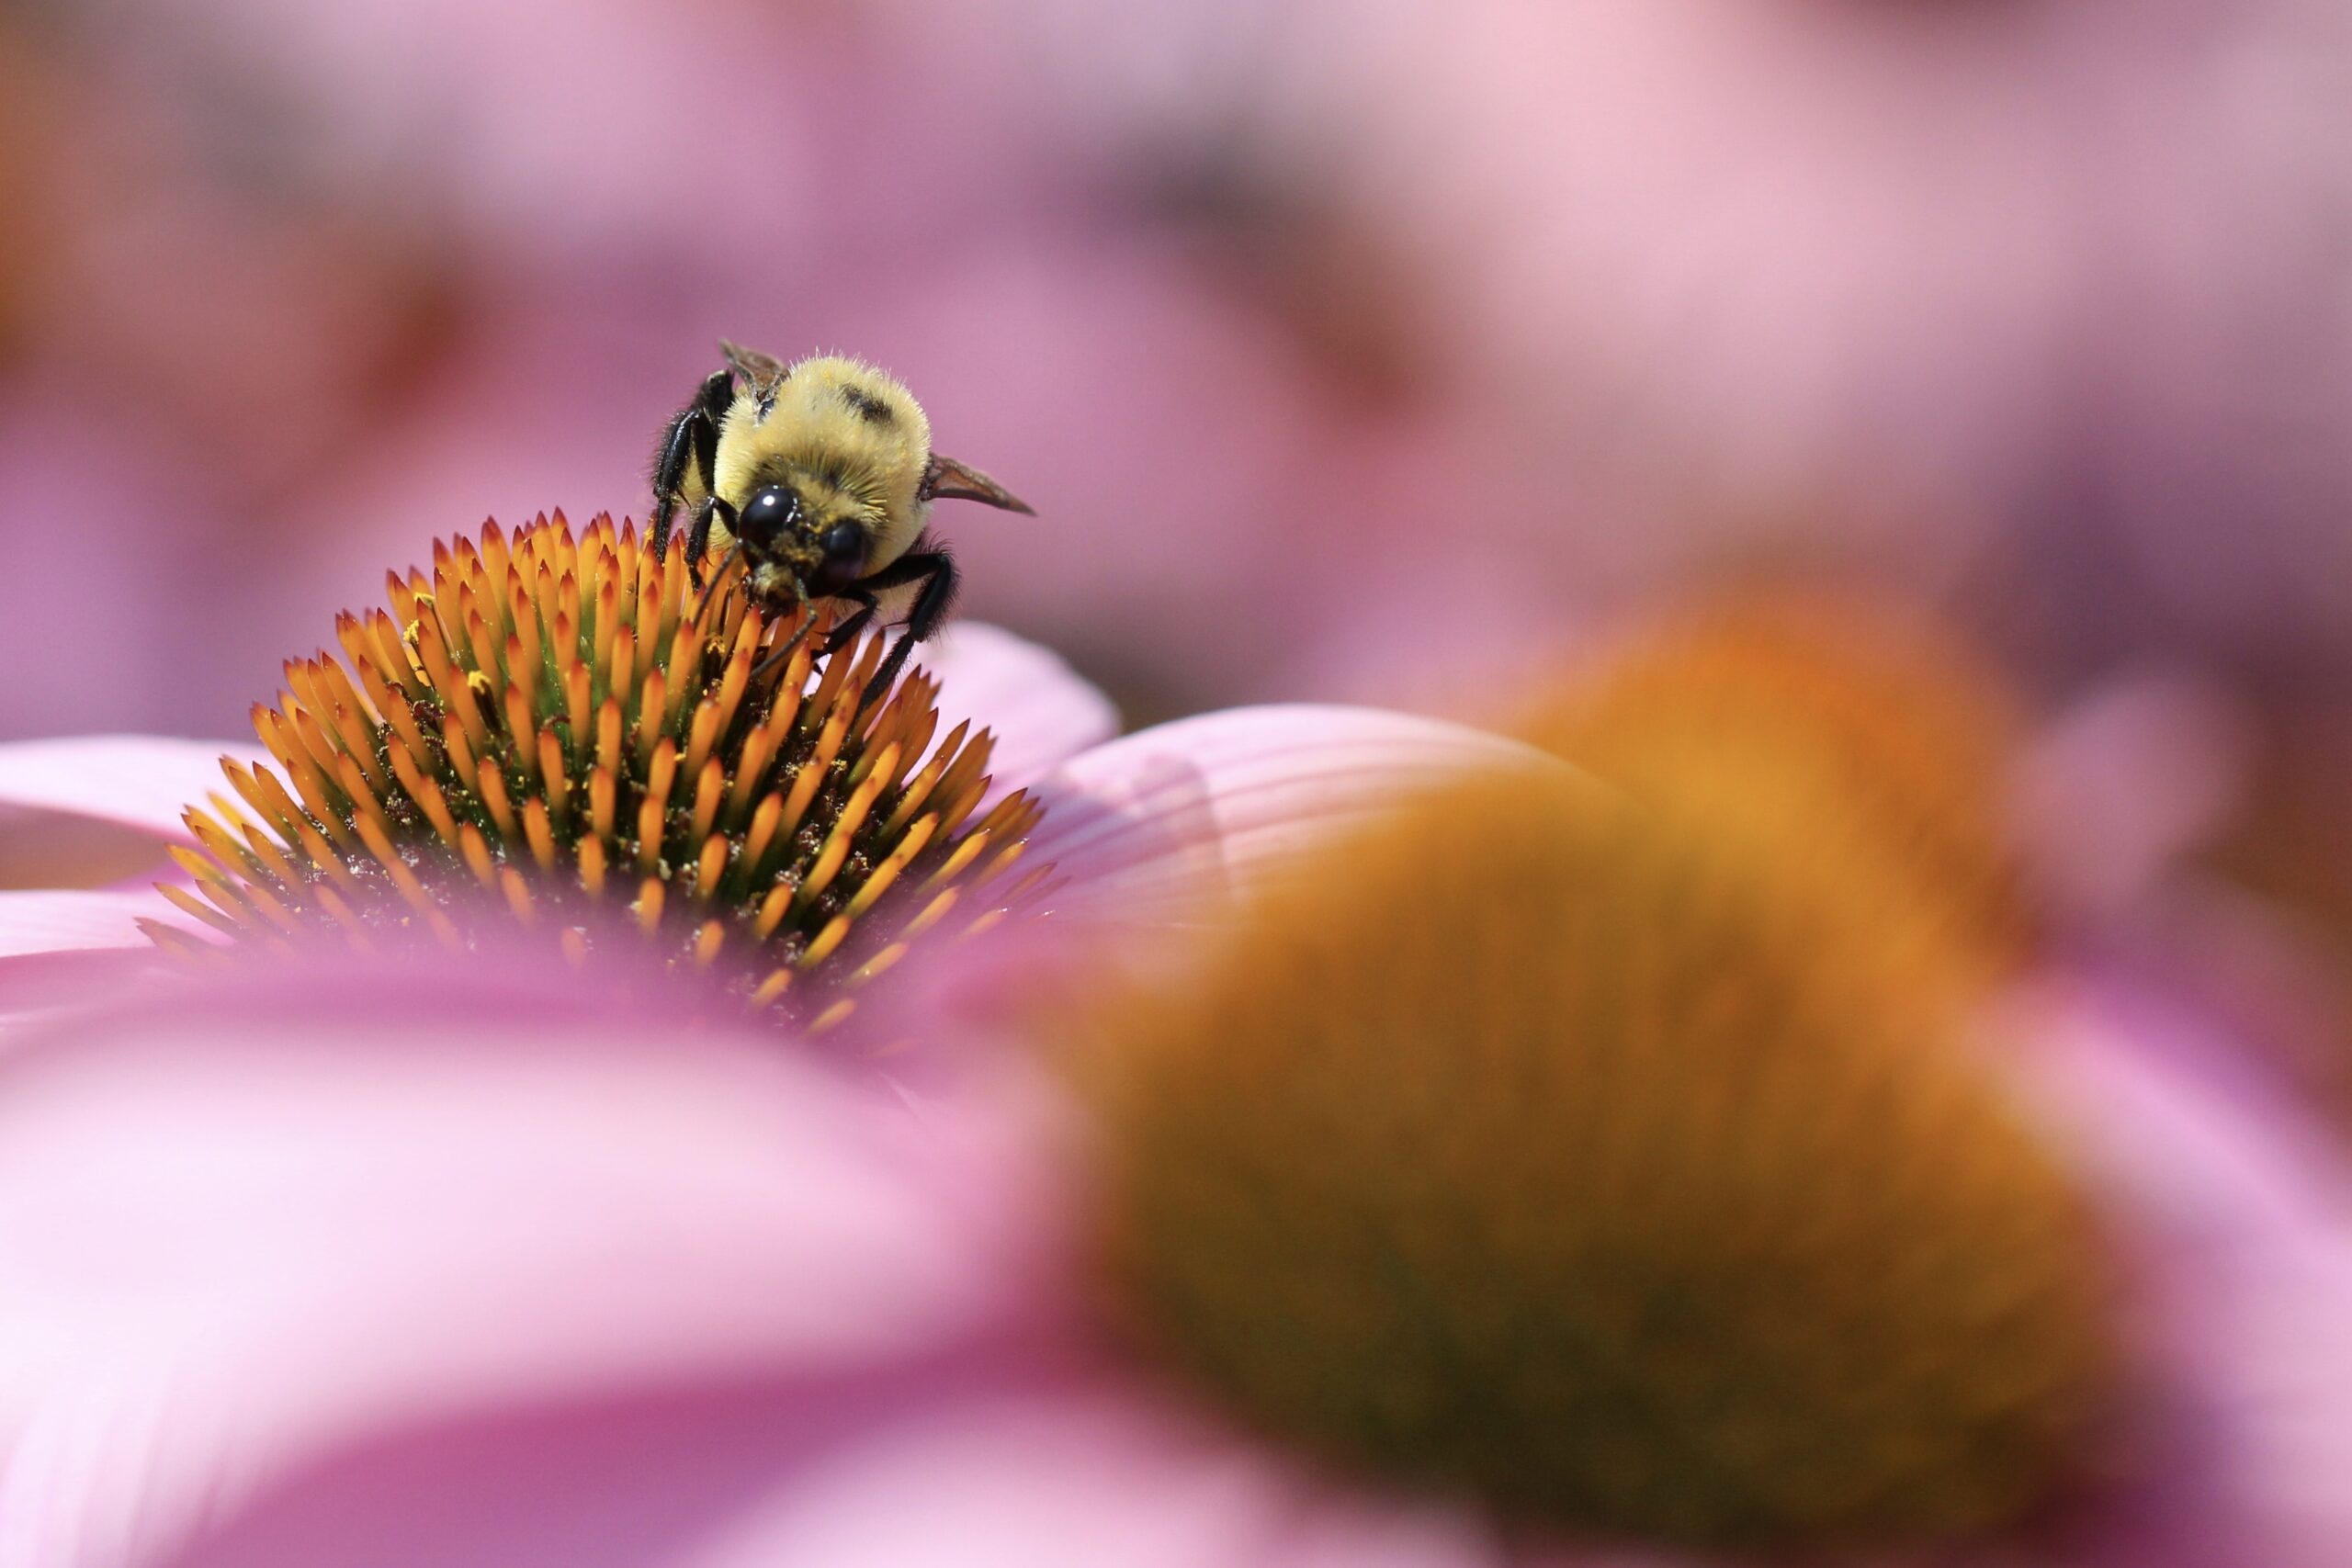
[718,341,790,402]
[922,454,1035,514]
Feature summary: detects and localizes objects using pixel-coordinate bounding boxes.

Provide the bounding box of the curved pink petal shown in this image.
[159,1365,1505,1568]
[0,738,258,846]
[153,1374,974,1568]
[0,891,195,1025]
[0,891,189,960]
[0,953,1053,1568]
[1027,705,1589,927]
[910,623,1121,799]
[158,1382,858,1568]
[687,1377,1504,1568]
[2004,985,2352,1568]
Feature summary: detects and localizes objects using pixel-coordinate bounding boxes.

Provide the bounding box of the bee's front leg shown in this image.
[821,589,881,657]
[647,368,732,557]
[854,550,958,713]
[684,495,735,570]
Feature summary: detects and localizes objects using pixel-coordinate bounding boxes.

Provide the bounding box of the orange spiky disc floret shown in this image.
[145,513,1051,1027]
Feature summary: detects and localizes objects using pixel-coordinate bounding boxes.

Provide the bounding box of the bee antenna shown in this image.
[687,545,747,626]
[752,579,816,683]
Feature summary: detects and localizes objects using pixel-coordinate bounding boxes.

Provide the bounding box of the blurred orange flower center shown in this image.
[1079,756,2112,1552]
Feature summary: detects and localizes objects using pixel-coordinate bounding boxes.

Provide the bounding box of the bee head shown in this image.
[734,483,867,595]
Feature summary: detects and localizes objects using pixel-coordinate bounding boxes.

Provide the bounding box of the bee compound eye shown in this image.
[736,485,798,547]
[820,520,864,569]
[812,520,867,593]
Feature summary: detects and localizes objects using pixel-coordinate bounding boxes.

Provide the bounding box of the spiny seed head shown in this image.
[1524,583,2033,984]
[1077,767,2112,1552]
[145,513,1051,1028]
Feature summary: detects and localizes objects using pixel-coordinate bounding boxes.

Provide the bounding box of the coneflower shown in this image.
[1078,758,2112,1552]
[146,512,1049,1029]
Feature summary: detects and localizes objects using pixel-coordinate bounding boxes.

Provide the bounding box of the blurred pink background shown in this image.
[2,0,2347,945]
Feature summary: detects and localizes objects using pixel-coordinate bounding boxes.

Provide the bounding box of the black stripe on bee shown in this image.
[840,386,897,425]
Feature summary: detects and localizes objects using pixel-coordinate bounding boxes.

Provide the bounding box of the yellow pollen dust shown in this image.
[1079,766,2111,1552]
[1523,583,2034,986]
[144,513,1051,1022]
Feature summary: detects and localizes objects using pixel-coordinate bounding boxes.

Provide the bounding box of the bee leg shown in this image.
[683,494,733,570]
[855,550,958,713]
[821,589,880,657]
[648,369,732,557]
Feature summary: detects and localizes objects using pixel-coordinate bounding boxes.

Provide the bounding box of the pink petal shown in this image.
[910,623,1121,799]
[0,953,1050,1568]
[0,738,258,846]
[0,891,189,960]
[153,1377,948,1568]
[1027,705,1589,926]
[0,891,195,1025]
[161,1367,1506,1568]
[688,1378,1504,1568]
[2004,984,2352,1568]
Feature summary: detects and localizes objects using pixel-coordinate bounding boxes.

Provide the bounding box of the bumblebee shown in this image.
[649,342,1032,701]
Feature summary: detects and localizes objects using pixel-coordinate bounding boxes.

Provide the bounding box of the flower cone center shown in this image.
[1522,584,2034,984]
[151,513,1047,1026]
[1078,767,2111,1552]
